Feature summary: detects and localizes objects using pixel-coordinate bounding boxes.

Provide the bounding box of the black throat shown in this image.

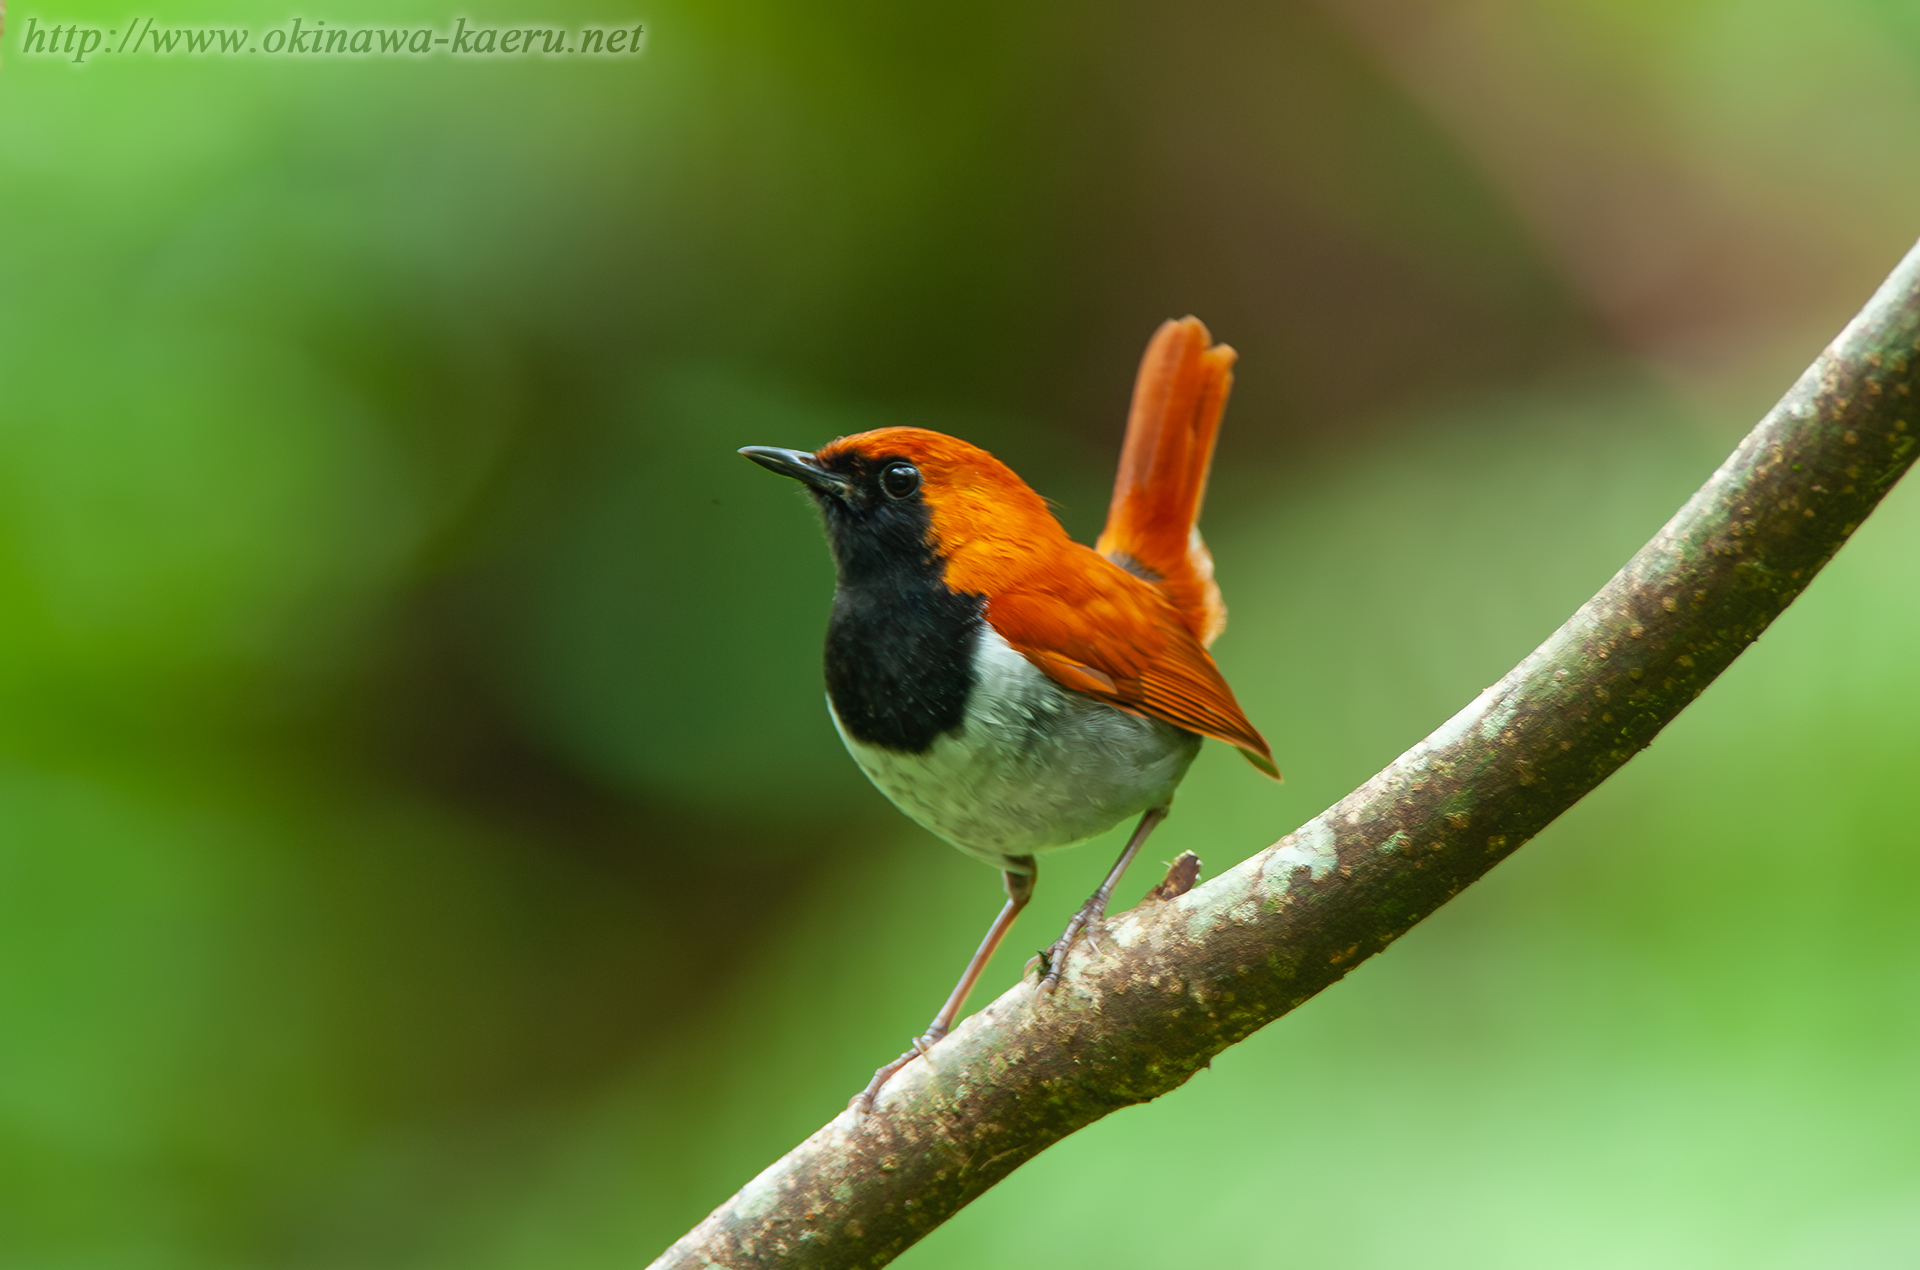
[816,481,982,755]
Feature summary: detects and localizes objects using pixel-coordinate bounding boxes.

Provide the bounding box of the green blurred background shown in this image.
[4,0,1920,1265]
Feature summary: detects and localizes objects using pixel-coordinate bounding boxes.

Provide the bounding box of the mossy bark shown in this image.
[652,239,1920,1270]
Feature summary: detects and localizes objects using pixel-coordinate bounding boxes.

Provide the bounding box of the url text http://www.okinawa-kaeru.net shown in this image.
[14,17,647,64]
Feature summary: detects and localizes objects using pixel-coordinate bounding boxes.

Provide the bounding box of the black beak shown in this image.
[739,446,851,496]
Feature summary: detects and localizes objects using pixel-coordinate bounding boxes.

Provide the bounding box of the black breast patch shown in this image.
[824,574,982,754]
[813,459,982,754]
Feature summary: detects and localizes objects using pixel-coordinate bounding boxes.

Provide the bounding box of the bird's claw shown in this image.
[850,1053,908,1122]
[1038,934,1077,990]
[1039,945,1068,992]
[1039,900,1107,992]
[850,1025,948,1121]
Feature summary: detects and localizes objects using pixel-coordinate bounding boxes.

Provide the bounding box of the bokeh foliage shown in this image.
[1,0,1918,1266]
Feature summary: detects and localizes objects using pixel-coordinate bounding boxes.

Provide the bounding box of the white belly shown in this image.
[830,626,1201,871]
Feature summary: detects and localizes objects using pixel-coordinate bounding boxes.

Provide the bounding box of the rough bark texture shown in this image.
[652,240,1920,1270]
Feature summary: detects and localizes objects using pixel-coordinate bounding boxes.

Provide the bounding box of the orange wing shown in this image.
[985,545,1279,779]
[1096,317,1235,648]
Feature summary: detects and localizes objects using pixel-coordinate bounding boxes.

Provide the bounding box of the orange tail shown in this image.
[1096,317,1236,648]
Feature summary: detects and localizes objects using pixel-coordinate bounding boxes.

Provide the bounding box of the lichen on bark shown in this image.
[652,238,1920,1270]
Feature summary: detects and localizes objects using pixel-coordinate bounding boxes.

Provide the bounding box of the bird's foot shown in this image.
[909,1019,949,1058]
[848,1023,949,1120]
[1039,893,1110,992]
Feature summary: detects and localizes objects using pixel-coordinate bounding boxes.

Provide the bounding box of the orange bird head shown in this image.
[741,393,1277,779]
[740,428,1067,591]
[738,319,1275,1113]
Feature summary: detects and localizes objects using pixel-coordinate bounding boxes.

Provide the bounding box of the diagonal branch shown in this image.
[653,239,1920,1270]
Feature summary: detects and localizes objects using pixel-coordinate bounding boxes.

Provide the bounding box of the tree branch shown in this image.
[652,239,1920,1270]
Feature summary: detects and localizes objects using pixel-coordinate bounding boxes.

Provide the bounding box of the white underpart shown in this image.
[831,626,1201,871]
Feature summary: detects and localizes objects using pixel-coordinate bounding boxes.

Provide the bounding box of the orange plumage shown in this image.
[815,317,1277,779]
[742,314,1275,1114]
[1099,316,1235,647]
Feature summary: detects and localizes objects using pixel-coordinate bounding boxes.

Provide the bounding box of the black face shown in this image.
[739,444,981,755]
[806,450,933,585]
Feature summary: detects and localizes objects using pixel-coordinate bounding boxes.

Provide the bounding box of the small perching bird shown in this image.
[741,317,1277,1112]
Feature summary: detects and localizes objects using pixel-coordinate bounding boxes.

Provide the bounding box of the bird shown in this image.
[740,316,1277,1114]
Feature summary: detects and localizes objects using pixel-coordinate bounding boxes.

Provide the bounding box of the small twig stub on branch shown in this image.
[1146,851,1202,901]
[653,239,1920,1270]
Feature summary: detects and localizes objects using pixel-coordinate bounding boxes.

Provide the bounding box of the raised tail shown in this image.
[1096,316,1236,649]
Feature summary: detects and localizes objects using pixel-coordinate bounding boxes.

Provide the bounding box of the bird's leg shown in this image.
[851,860,1036,1118]
[1040,807,1167,992]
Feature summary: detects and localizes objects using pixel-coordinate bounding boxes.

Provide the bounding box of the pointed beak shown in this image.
[739,446,851,496]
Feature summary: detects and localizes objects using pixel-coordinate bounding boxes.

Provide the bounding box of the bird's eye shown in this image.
[880,462,921,499]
